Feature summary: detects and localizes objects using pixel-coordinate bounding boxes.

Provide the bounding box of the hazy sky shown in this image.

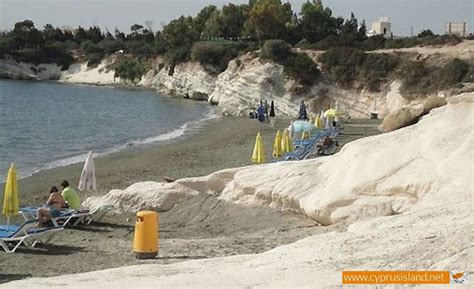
[0,0,472,36]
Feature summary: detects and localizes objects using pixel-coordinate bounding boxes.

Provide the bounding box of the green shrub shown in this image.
[164,46,192,75]
[191,42,240,75]
[319,47,365,87]
[282,52,320,85]
[398,58,469,97]
[359,53,400,91]
[260,39,291,62]
[464,63,474,82]
[86,52,104,67]
[98,39,125,54]
[114,59,147,81]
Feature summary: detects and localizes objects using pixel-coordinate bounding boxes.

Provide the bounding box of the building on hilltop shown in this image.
[367,16,392,38]
[445,22,469,37]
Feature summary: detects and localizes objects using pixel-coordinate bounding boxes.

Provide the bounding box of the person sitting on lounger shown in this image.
[37,186,65,226]
[61,180,81,210]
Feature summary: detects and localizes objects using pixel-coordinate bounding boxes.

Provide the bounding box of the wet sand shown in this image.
[0,116,380,284]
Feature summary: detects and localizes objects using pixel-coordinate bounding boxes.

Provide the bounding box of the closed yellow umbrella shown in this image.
[301,130,310,140]
[251,132,265,164]
[3,163,19,230]
[281,128,293,153]
[314,113,323,129]
[272,130,282,159]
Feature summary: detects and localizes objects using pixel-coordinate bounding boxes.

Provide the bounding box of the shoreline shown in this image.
[13,116,292,205]
[0,78,219,180]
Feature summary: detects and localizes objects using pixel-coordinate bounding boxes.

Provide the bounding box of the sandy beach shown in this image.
[0,116,380,284]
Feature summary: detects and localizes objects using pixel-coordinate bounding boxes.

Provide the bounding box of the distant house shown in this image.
[368,16,392,38]
[445,22,469,37]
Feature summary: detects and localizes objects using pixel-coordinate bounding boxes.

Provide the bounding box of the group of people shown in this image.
[37,180,81,226]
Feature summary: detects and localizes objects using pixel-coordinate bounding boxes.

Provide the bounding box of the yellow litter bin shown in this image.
[133,211,159,259]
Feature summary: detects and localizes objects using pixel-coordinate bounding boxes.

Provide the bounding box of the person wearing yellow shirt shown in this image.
[60,180,81,210]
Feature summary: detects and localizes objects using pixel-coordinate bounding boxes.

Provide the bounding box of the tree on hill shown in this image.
[12,20,44,49]
[246,0,293,41]
[194,5,217,35]
[299,0,340,43]
[418,29,435,38]
[204,3,246,38]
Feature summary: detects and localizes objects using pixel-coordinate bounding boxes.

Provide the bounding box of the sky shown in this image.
[0,0,472,36]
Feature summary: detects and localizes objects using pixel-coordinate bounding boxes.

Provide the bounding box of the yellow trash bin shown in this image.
[133,211,159,259]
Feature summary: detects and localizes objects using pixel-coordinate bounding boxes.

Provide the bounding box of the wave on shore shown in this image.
[24,108,219,179]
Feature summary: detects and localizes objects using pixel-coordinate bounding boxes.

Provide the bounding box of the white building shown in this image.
[369,16,392,38]
[445,22,469,37]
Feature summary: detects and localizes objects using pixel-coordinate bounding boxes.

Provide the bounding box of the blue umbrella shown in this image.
[291,120,317,133]
[298,100,308,120]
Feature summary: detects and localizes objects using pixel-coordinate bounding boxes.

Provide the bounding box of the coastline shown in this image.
[15,116,292,205]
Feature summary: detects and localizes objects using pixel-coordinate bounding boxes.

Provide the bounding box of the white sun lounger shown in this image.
[20,205,113,227]
[0,220,64,253]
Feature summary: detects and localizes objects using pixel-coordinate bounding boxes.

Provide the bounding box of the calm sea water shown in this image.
[0,80,214,178]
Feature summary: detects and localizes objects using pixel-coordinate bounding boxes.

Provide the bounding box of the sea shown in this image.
[0,79,215,178]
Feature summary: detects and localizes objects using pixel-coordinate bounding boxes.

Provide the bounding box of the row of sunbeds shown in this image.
[282,127,339,161]
[0,205,113,253]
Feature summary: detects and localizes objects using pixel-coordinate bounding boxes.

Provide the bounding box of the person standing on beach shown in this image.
[61,180,81,210]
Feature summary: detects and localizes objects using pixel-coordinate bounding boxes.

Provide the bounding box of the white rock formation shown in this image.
[85,93,473,227]
[0,56,62,80]
[209,54,300,116]
[60,62,117,85]
[5,93,473,289]
[151,62,217,101]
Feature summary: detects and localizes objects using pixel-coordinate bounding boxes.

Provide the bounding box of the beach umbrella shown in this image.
[289,121,294,138]
[2,163,19,231]
[324,108,339,118]
[281,128,294,153]
[291,120,317,133]
[269,100,275,117]
[298,100,308,120]
[272,130,282,158]
[301,130,310,140]
[78,151,97,192]
[251,132,265,164]
[314,113,323,129]
[324,116,331,129]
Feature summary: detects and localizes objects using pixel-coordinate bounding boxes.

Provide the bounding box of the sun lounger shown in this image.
[0,220,64,253]
[282,128,340,161]
[19,205,113,227]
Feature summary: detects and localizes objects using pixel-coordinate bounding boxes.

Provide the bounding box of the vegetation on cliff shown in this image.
[0,0,471,89]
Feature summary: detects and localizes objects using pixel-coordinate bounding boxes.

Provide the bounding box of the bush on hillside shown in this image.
[319,47,365,87]
[398,58,469,97]
[282,53,320,86]
[260,39,291,62]
[359,53,400,91]
[164,46,192,75]
[114,59,147,81]
[191,42,240,75]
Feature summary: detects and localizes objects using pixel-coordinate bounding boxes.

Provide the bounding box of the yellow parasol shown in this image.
[281,128,294,153]
[324,108,339,118]
[301,130,310,140]
[251,132,265,164]
[272,130,282,159]
[314,113,323,129]
[3,163,19,231]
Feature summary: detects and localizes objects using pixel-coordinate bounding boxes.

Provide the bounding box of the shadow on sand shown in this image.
[16,243,86,255]
[0,273,31,284]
